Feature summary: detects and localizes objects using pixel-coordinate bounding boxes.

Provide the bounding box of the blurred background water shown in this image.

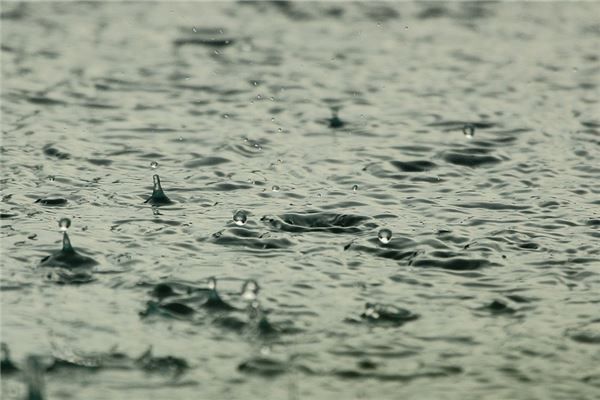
[1,1,599,399]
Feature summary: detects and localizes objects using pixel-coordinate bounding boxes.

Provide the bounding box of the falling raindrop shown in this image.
[233,210,248,226]
[58,218,71,232]
[208,277,217,291]
[378,229,392,244]
[463,124,475,139]
[241,280,260,301]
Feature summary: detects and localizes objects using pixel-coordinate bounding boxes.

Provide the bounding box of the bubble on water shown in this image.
[233,210,248,226]
[58,218,71,232]
[271,117,275,122]
[241,279,260,301]
[256,94,262,100]
[463,124,475,139]
[277,127,283,133]
[352,184,358,192]
[378,228,392,244]
[272,185,280,192]
[150,161,158,169]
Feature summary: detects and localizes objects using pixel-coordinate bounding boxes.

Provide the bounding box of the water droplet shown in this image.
[150,161,158,169]
[271,185,280,192]
[463,124,475,138]
[192,27,197,33]
[364,303,380,319]
[241,279,260,301]
[260,346,271,356]
[58,218,71,232]
[233,210,248,226]
[378,229,392,244]
[256,94,262,100]
[352,184,358,192]
[208,277,217,291]
[277,127,283,133]
[223,114,229,119]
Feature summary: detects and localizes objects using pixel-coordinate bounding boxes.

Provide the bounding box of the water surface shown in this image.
[1,2,599,399]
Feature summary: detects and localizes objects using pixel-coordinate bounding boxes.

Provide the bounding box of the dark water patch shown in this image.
[567,321,600,344]
[27,96,66,106]
[206,230,294,251]
[136,348,188,376]
[238,357,288,377]
[87,158,112,166]
[412,257,493,271]
[443,151,502,167]
[0,212,19,219]
[174,37,235,48]
[43,144,70,160]
[262,212,375,234]
[427,120,496,130]
[391,160,437,172]
[1,343,19,375]
[184,157,230,168]
[332,365,462,381]
[456,202,530,211]
[477,300,517,315]
[35,198,67,206]
[417,5,449,19]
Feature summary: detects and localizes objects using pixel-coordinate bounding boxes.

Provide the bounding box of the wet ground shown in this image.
[1,1,599,399]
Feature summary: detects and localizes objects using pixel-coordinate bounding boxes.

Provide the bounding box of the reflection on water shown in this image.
[1,1,599,399]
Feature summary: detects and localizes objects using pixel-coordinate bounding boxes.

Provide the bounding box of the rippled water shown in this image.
[1,2,599,399]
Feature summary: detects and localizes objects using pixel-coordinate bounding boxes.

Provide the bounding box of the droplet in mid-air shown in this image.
[233,210,248,226]
[463,124,475,139]
[378,229,392,244]
[150,161,158,169]
[58,218,71,232]
[241,280,260,301]
[208,277,217,291]
[352,184,358,192]
[271,185,280,192]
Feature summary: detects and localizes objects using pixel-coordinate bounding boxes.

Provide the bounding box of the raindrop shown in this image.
[233,210,248,226]
[208,277,217,291]
[378,228,392,244]
[271,185,280,192]
[58,218,71,232]
[352,184,358,192]
[277,128,283,133]
[150,161,158,169]
[463,124,475,139]
[241,280,260,301]
[223,114,229,119]
[192,27,197,33]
